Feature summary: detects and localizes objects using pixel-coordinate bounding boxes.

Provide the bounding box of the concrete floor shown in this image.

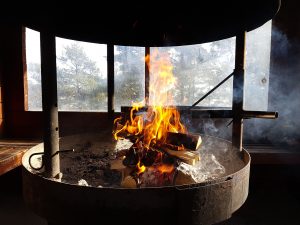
[1,165,300,225]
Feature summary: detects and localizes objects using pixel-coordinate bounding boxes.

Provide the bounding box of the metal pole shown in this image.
[232,31,246,152]
[107,44,114,120]
[40,32,60,178]
[145,47,150,106]
[189,71,234,110]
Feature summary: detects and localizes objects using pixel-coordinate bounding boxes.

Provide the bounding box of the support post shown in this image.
[145,47,150,106]
[40,32,60,178]
[107,44,114,120]
[232,31,246,152]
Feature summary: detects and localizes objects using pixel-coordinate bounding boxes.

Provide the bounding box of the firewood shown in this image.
[174,163,198,185]
[141,148,160,167]
[110,158,126,170]
[121,176,137,188]
[163,148,200,166]
[166,132,202,150]
[123,148,139,167]
[110,158,133,182]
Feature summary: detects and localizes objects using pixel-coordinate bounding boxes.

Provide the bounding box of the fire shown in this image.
[157,164,174,173]
[113,101,144,140]
[113,49,187,178]
[137,161,146,175]
[114,49,186,147]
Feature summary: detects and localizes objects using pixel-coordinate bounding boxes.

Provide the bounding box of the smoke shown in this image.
[181,111,232,141]
[182,25,300,146]
[244,26,300,145]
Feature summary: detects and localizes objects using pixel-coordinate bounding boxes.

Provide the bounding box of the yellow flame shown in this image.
[137,161,146,175]
[113,49,186,174]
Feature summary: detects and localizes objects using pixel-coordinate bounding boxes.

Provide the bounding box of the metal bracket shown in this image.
[28,149,74,171]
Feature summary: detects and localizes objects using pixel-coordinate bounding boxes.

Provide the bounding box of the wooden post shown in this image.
[40,32,60,178]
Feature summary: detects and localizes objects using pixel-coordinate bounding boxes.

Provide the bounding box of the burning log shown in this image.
[166,132,202,151]
[141,148,160,167]
[163,147,200,166]
[123,148,139,167]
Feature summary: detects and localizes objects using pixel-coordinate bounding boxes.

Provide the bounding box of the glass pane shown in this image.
[245,20,272,111]
[151,37,235,107]
[114,46,145,112]
[56,38,107,111]
[25,28,42,111]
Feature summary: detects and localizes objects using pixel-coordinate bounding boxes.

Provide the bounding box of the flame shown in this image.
[113,49,186,176]
[113,102,144,140]
[157,164,174,173]
[114,49,186,148]
[137,161,146,175]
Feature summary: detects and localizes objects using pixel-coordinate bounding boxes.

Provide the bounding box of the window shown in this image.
[245,21,272,111]
[114,46,145,112]
[152,37,235,107]
[25,28,42,111]
[56,38,107,111]
[25,28,107,111]
[25,21,271,111]
[150,21,272,110]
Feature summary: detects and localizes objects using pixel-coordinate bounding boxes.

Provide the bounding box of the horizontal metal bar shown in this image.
[242,110,278,119]
[121,106,278,120]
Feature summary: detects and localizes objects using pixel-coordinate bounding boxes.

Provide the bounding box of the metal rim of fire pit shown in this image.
[22,134,250,225]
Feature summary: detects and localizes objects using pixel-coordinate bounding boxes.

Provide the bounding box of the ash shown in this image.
[59,133,133,187]
[178,154,226,183]
[57,133,242,188]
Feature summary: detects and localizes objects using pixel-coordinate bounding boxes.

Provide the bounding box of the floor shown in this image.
[218,165,300,225]
[0,165,300,225]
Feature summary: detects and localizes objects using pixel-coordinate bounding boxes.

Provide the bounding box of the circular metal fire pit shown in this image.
[22,133,250,225]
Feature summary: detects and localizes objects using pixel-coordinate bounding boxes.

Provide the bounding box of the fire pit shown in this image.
[21,1,280,225]
[23,132,250,225]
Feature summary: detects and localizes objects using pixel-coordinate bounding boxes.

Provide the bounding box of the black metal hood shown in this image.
[2,0,280,46]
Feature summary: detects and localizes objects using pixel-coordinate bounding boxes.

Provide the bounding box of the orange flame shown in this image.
[114,49,186,149]
[157,164,174,173]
